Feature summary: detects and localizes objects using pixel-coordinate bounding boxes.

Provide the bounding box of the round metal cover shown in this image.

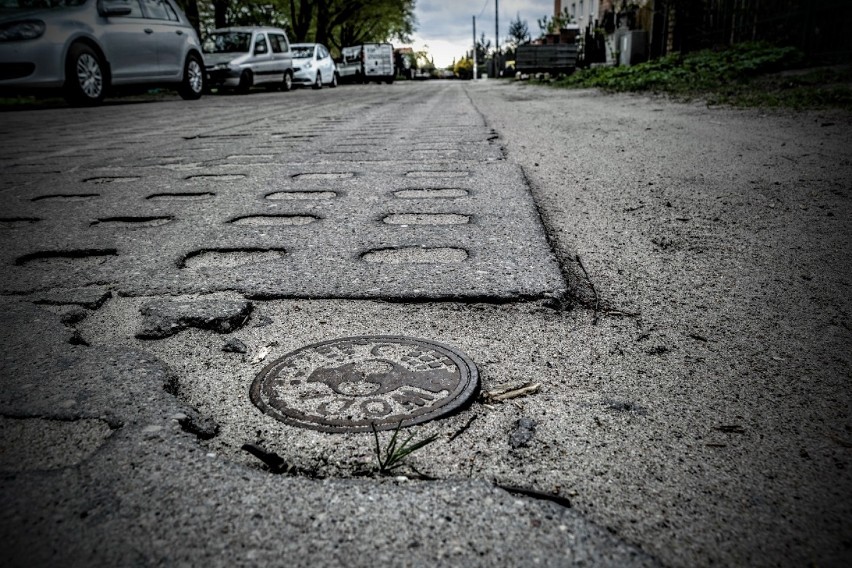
[250,336,478,432]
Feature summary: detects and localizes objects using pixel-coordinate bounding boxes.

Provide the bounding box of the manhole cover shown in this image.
[250,336,478,432]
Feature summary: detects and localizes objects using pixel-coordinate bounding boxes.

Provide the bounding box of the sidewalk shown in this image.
[1,81,850,566]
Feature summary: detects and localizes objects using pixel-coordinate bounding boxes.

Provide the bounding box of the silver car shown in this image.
[0,0,205,105]
[203,27,293,93]
[291,43,337,89]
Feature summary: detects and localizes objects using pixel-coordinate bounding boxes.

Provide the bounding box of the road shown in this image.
[1,81,850,567]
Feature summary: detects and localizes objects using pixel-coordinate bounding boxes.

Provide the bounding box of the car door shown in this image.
[97,0,159,81]
[138,0,186,79]
[251,32,274,83]
[268,32,291,76]
[317,44,334,83]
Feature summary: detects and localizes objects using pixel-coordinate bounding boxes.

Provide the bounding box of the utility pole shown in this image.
[494,0,499,77]
[472,15,477,80]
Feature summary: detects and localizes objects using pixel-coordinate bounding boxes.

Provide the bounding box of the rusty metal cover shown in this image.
[250,336,478,432]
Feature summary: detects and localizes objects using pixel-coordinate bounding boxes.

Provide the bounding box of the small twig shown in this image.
[481,382,541,404]
[407,465,438,480]
[448,414,478,442]
[604,310,640,318]
[575,254,599,325]
[714,425,745,434]
[496,484,573,508]
[241,443,319,476]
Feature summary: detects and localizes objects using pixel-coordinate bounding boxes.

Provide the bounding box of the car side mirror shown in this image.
[98,1,132,17]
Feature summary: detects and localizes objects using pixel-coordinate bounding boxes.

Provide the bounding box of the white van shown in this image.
[337,43,395,84]
[203,27,294,92]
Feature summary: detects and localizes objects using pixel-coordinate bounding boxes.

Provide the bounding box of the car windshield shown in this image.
[0,0,86,6]
[291,46,314,58]
[203,32,252,54]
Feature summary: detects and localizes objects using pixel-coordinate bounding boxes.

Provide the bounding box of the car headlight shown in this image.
[215,62,230,70]
[303,60,312,69]
[0,20,45,42]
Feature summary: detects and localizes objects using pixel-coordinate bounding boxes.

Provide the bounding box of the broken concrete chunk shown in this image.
[509,417,537,449]
[222,338,248,354]
[60,307,89,326]
[33,288,112,310]
[136,299,253,339]
[177,412,219,440]
[68,330,89,346]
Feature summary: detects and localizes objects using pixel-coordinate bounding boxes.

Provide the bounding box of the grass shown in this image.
[371,421,438,475]
[553,42,852,110]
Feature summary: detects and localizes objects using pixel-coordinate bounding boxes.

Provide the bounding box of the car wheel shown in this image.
[281,71,293,92]
[64,43,106,106]
[237,70,252,94]
[330,72,338,88]
[312,72,322,90]
[178,53,204,100]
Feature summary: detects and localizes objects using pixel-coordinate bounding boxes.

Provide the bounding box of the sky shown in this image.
[410,0,555,68]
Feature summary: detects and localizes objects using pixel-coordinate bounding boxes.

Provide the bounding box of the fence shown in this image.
[654,0,852,60]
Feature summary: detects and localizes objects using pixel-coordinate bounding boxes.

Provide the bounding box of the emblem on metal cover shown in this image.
[250,336,478,432]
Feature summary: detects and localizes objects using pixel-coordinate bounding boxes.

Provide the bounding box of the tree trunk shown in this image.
[289,0,313,43]
[315,0,330,46]
[213,0,228,29]
[173,0,201,35]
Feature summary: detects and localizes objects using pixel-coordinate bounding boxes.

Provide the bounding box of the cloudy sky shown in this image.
[410,0,555,67]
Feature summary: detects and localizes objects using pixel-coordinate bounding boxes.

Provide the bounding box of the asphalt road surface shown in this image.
[1,81,850,567]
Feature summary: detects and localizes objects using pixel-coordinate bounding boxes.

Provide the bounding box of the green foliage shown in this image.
[454,57,473,80]
[330,0,416,51]
[537,7,572,36]
[372,422,438,475]
[476,32,491,64]
[198,0,415,55]
[552,42,851,109]
[508,12,529,46]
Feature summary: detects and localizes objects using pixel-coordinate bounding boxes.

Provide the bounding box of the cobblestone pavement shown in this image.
[0,85,563,300]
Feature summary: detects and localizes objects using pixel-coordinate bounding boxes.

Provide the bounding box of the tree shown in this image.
[174,0,201,35]
[453,57,473,80]
[508,12,529,46]
[475,32,491,65]
[197,0,416,56]
[537,6,573,36]
[288,0,314,42]
[326,0,415,52]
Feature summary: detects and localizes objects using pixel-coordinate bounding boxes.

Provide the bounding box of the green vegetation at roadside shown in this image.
[554,42,852,109]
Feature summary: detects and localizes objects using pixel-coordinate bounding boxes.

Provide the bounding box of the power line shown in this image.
[477,0,490,19]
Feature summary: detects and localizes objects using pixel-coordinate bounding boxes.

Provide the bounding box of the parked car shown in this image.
[0,0,205,105]
[290,43,336,89]
[337,43,395,84]
[202,26,293,93]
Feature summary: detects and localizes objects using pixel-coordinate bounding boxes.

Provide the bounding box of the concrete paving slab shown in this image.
[0,298,655,568]
[0,86,562,302]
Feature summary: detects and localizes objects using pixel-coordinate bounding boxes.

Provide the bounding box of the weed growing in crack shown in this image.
[372,421,438,475]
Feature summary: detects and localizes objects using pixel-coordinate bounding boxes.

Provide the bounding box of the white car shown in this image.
[203,26,293,93]
[290,43,337,89]
[0,0,205,105]
[337,43,394,84]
